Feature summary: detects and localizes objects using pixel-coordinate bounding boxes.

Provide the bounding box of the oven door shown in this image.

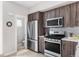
[45,41,60,54]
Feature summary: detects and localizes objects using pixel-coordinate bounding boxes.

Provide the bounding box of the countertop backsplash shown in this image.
[49,27,79,37]
[64,27,79,37]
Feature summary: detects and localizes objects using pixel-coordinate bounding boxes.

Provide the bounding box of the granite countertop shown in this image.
[62,37,79,42]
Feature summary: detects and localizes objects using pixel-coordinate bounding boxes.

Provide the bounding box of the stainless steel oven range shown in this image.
[44,31,65,57]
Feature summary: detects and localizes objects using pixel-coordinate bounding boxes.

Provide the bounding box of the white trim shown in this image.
[15,15,27,50]
[3,50,17,56]
[24,16,28,49]
[0,1,3,55]
[44,50,61,57]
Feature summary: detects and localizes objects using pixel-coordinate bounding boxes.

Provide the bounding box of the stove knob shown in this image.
[56,40,58,42]
[49,39,50,40]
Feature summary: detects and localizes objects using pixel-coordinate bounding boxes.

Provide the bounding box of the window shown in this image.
[17,20,22,27]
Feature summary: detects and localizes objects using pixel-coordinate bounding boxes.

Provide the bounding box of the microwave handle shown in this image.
[58,19,59,25]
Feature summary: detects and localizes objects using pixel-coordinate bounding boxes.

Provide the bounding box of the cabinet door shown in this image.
[55,8,60,17]
[50,9,55,18]
[76,2,79,26]
[45,11,49,19]
[70,41,77,57]
[32,13,36,20]
[60,6,65,17]
[62,40,77,57]
[44,12,48,26]
[64,5,71,27]
[28,15,30,21]
[28,14,33,21]
[35,12,39,20]
[62,40,71,57]
[47,9,55,19]
[47,11,50,19]
[38,36,45,54]
[70,3,77,27]
[32,12,39,20]
[38,19,44,35]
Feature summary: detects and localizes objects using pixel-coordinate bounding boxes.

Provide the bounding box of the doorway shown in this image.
[16,15,25,51]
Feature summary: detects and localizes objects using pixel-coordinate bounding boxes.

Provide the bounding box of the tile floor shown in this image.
[10,49,47,57]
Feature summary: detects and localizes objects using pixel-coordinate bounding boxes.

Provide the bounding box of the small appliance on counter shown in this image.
[64,31,74,37]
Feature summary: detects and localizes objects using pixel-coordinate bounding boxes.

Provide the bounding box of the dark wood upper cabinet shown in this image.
[47,10,55,19]
[32,12,39,20]
[28,12,44,36]
[60,6,65,17]
[64,5,71,27]
[76,2,79,26]
[70,3,77,27]
[44,11,48,19]
[50,9,55,18]
[38,12,44,36]
[47,11,50,19]
[32,13,36,20]
[55,8,60,17]
[59,5,71,27]
[28,12,40,22]
[35,12,39,20]
[43,12,49,27]
[43,9,55,21]
[28,14,33,22]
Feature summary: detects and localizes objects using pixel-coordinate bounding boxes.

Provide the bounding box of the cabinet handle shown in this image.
[63,43,65,50]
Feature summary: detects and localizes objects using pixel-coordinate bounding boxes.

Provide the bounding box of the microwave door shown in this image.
[47,19,58,27]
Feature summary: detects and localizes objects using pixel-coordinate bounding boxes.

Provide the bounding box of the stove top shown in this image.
[45,35,65,39]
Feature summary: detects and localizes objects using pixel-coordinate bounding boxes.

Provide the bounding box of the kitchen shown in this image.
[27,1,79,57]
[0,1,79,57]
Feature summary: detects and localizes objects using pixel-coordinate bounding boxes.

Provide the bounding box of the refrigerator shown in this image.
[27,20,38,52]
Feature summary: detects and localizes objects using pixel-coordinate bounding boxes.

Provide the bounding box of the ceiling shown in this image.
[13,1,76,14]
[14,1,42,8]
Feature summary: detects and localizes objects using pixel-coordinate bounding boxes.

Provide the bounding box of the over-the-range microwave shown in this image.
[46,17,64,28]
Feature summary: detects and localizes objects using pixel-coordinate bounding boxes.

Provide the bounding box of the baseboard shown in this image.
[3,50,17,57]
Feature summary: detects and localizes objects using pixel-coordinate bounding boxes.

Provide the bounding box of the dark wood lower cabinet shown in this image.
[38,36,45,54]
[61,40,77,57]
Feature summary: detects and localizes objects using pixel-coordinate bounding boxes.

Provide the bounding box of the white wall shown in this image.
[0,1,3,55]
[3,1,28,56]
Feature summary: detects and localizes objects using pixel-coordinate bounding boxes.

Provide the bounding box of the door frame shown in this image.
[15,15,28,51]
